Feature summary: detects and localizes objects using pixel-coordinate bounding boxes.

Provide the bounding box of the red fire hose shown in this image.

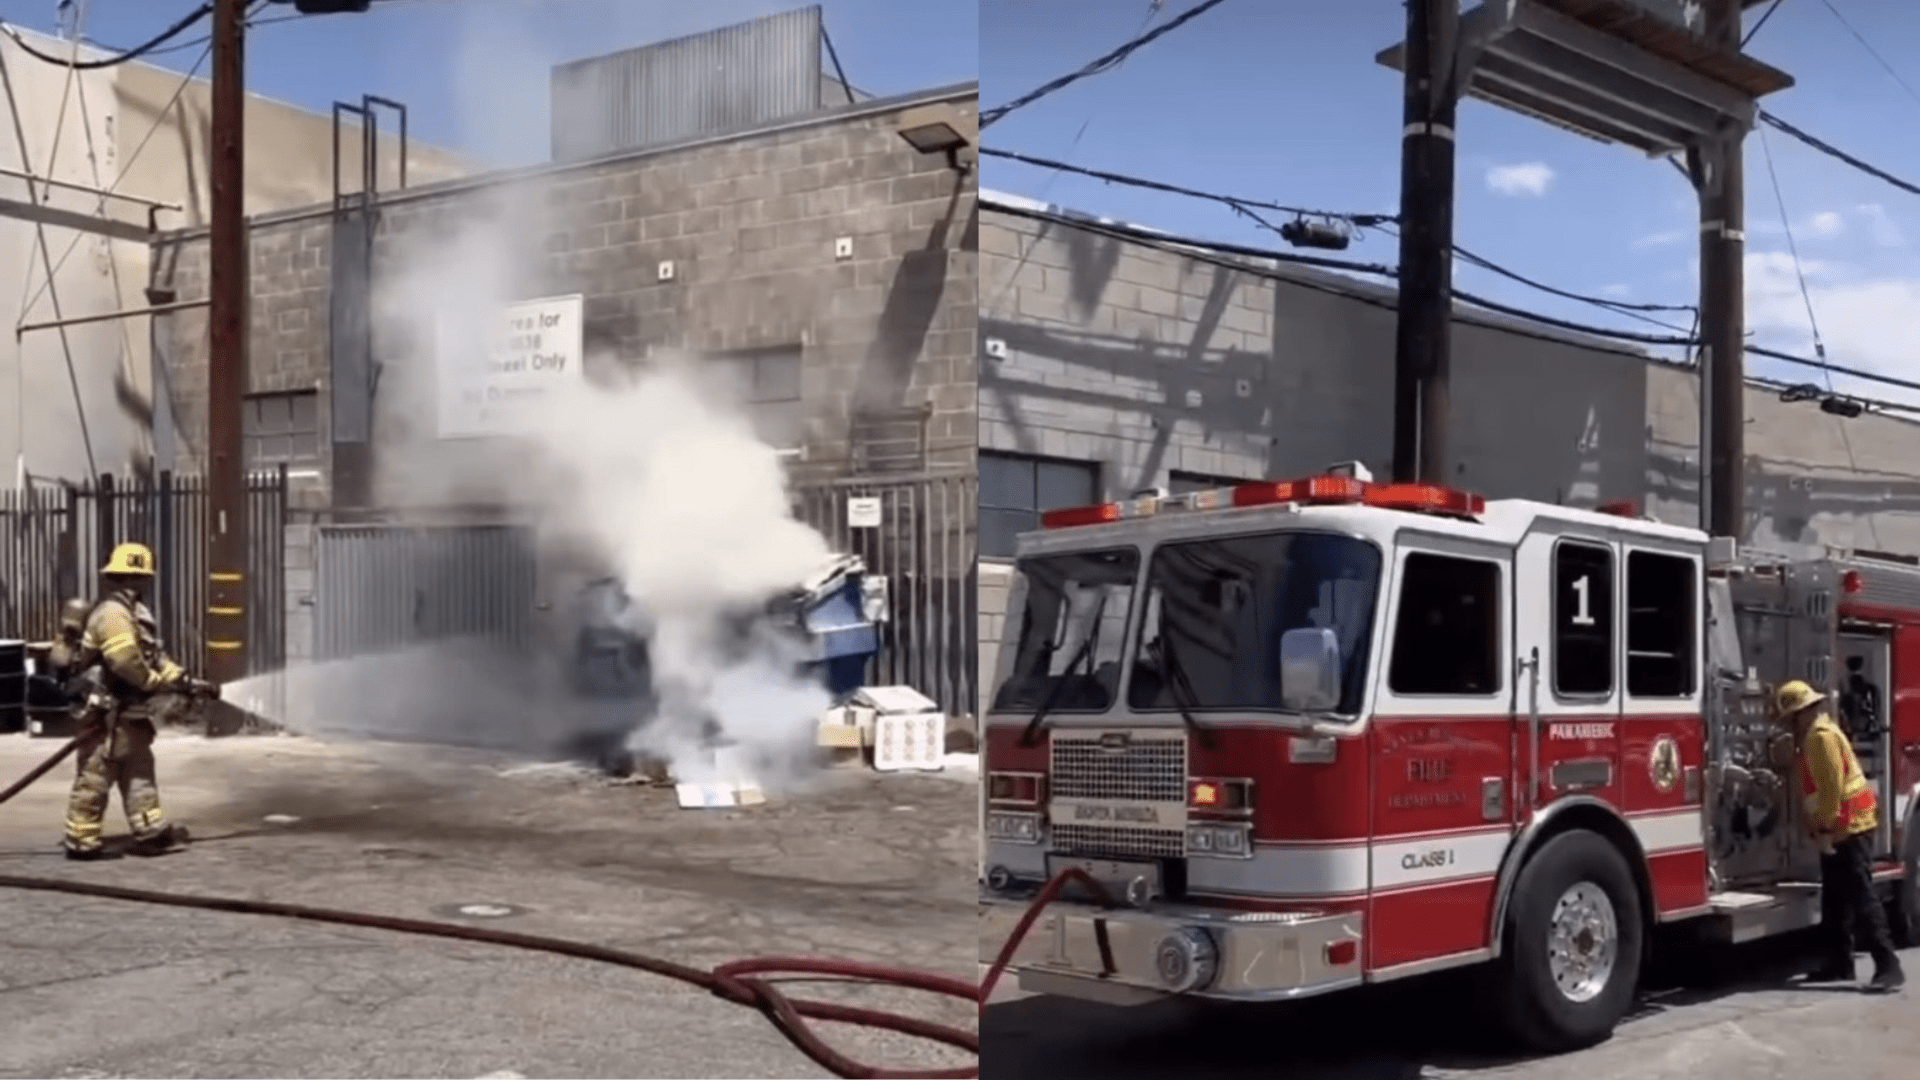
[0,736,978,1080]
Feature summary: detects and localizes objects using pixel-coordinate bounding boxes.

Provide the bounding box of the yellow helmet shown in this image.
[1774,679,1826,719]
[101,541,157,577]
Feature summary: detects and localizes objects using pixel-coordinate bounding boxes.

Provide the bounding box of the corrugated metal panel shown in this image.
[550,5,824,162]
[315,524,536,661]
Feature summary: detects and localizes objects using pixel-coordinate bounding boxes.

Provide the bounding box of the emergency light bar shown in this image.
[1039,473,1486,530]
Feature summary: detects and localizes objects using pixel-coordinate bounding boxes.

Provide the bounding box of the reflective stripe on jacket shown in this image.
[80,592,182,704]
[1800,713,1879,837]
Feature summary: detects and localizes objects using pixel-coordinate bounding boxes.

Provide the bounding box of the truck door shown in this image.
[1514,528,1624,819]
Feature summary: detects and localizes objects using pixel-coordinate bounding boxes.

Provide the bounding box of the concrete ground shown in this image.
[982,931,1917,1079]
[0,731,979,1080]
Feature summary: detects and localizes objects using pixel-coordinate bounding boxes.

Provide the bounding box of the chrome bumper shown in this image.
[980,894,1364,1005]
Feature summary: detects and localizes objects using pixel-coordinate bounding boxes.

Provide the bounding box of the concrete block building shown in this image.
[976,188,1920,697]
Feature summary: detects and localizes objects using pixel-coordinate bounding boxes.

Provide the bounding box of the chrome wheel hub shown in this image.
[1547,881,1618,1004]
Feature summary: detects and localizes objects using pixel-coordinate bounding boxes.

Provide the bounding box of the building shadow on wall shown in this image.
[851,184,969,412]
[1648,449,1920,551]
[980,216,1646,505]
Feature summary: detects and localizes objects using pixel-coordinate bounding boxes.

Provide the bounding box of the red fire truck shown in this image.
[978,463,1920,1050]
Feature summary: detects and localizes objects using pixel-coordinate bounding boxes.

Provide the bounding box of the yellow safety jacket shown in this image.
[79,590,185,713]
[1800,713,1879,839]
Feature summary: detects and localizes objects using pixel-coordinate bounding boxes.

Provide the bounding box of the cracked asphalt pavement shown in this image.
[983,931,1918,1079]
[0,731,978,1079]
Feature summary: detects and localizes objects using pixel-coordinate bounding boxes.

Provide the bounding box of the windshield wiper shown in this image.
[1017,593,1109,747]
[1154,638,1214,747]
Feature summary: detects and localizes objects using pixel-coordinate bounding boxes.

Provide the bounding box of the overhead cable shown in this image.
[1760,110,1920,198]
[985,147,1696,321]
[1,3,213,69]
[981,0,1230,129]
[979,199,1920,408]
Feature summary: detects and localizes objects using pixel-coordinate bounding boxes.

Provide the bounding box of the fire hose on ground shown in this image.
[0,735,980,1080]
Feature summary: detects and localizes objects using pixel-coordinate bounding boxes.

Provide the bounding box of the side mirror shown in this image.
[1279,627,1343,713]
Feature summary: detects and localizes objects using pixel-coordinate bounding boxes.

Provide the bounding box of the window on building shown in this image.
[980,452,1099,559]
[243,390,320,470]
[1627,551,1696,698]
[712,348,804,450]
[1167,470,1253,495]
[1554,541,1615,697]
[1388,552,1503,696]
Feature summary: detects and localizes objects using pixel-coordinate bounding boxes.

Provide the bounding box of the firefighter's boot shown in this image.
[1868,954,1906,993]
[61,841,121,862]
[128,823,190,857]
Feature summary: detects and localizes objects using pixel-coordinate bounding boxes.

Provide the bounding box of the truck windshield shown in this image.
[1129,531,1380,717]
[991,548,1138,714]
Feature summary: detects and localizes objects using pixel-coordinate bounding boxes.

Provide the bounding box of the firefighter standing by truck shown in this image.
[1775,679,1907,992]
[62,542,215,861]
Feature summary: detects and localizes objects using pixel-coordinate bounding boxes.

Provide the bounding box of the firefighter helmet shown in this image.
[58,597,90,631]
[101,542,156,577]
[1774,679,1826,719]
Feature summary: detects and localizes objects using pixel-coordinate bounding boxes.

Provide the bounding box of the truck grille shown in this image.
[1048,729,1188,859]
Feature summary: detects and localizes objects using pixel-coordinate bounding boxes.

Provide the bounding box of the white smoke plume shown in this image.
[229,2,850,791]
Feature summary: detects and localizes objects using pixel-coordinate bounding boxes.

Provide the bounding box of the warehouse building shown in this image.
[143,9,980,717]
[976,187,1920,696]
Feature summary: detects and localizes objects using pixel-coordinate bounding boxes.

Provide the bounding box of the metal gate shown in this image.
[792,470,977,718]
[314,524,537,661]
[0,470,287,676]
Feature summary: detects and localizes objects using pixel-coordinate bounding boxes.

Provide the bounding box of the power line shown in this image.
[981,0,1230,130]
[1,3,213,69]
[980,198,1920,409]
[1760,110,1920,198]
[1742,0,1788,46]
[983,147,1696,325]
[1818,0,1920,110]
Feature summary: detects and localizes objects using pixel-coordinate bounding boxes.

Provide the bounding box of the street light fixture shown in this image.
[893,104,977,172]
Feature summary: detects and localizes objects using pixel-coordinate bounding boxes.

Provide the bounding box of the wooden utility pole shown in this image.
[1390,0,1460,485]
[205,0,248,683]
[1696,0,1748,539]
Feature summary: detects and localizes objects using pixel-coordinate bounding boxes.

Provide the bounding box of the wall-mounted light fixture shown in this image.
[893,103,977,173]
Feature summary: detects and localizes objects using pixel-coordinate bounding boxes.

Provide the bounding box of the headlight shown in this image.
[1186,822,1251,859]
[986,811,1042,844]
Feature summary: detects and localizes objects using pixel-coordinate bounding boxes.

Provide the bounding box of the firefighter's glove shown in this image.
[185,678,220,700]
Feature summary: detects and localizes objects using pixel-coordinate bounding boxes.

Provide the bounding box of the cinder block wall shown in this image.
[977,198,1920,706]
[151,85,981,508]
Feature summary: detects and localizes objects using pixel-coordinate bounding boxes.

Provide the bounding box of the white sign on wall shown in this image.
[436,293,585,440]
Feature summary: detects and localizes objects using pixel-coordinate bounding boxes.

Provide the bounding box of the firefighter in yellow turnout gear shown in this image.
[62,542,214,861]
[1775,679,1906,992]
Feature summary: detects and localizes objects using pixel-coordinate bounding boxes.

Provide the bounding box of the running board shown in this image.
[1703,885,1822,944]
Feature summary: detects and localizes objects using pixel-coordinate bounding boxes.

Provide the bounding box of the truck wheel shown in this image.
[1487,830,1645,1053]
[1889,831,1920,949]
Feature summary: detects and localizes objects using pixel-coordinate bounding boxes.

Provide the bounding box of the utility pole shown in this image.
[205,0,248,685]
[1694,0,1747,539]
[1390,0,1460,485]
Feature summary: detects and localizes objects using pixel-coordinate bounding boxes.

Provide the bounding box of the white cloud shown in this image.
[1486,162,1554,198]
[1745,251,1920,394]
[1599,283,1633,299]
[1806,211,1845,237]
[1858,203,1906,247]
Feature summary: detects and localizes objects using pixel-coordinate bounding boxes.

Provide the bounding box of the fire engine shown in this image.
[978,462,1920,1051]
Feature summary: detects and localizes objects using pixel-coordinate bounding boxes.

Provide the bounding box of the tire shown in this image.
[1484,830,1645,1054]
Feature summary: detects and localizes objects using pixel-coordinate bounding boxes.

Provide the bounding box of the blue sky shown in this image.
[0,0,978,167]
[980,0,1920,409]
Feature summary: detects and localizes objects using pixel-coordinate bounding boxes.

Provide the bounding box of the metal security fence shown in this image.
[0,470,288,677]
[792,470,978,718]
[314,523,538,660]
